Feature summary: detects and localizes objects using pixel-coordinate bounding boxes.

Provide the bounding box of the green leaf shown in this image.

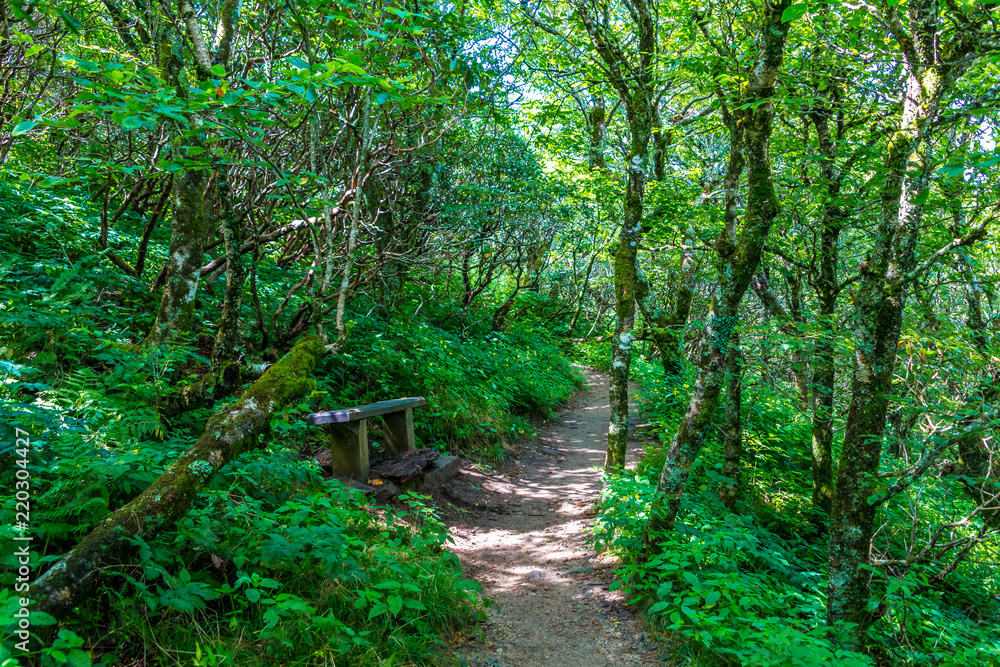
[937,164,966,178]
[782,3,808,22]
[368,601,389,619]
[58,10,83,32]
[121,116,143,130]
[705,590,721,607]
[912,188,929,206]
[30,611,57,626]
[387,594,404,616]
[649,600,669,613]
[67,649,92,667]
[210,63,227,77]
[11,121,37,136]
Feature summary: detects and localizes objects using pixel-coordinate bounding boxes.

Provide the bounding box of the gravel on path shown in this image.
[437,367,661,667]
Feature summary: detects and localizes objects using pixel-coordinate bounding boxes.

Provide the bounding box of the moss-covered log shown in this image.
[158,361,245,419]
[30,336,324,620]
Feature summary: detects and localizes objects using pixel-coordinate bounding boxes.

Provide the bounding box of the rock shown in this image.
[370,448,439,483]
[525,571,544,580]
[372,481,400,503]
[420,454,461,489]
[315,449,333,471]
[566,566,594,575]
[540,447,560,456]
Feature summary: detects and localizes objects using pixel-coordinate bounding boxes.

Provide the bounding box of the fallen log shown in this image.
[30,336,325,620]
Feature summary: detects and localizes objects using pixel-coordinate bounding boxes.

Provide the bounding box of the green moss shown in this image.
[32,336,325,620]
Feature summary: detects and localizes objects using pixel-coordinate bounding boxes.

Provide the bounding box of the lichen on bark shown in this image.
[148,165,207,345]
[647,1,792,535]
[30,336,324,620]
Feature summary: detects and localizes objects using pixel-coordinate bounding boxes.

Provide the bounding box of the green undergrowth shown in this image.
[321,316,584,460]
[591,350,1000,666]
[0,180,587,665]
[0,339,488,665]
[572,337,614,371]
[1,446,484,666]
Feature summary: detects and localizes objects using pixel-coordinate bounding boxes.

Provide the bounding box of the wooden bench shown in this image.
[306,397,427,481]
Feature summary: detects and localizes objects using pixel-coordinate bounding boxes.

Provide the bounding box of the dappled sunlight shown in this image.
[450,367,660,666]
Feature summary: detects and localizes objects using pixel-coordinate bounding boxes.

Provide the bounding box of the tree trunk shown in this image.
[807,107,844,517]
[211,177,246,364]
[648,1,790,533]
[607,141,647,470]
[634,225,697,377]
[587,93,607,172]
[826,26,962,642]
[568,251,598,334]
[720,331,743,511]
[31,336,324,620]
[148,165,207,344]
[573,0,657,472]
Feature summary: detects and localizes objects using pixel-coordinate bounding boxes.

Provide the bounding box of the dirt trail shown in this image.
[440,367,660,666]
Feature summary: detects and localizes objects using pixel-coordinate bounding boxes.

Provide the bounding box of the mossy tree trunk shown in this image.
[720,331,743,511]
[31,336,324,620]
[148,164,207,344]
[635,267,691,378]
[574,0,657,471]
[148,0,240,345]
[211,177,246,364]
[806,103,848,518]
[587,93,607,172]
[648,0,791,533]
[825,4,982,645]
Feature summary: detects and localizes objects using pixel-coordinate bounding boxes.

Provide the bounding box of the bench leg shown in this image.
[326,420,369,481]
[383,408,416,455]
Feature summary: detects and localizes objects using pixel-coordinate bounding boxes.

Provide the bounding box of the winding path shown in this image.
[443,367,661,666]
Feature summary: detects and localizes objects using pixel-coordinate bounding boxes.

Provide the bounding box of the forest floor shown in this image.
[433,367,663,666]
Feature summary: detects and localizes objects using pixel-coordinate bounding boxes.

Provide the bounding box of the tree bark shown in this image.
[211,177,246,364]
[587,93,607,172]
[573,0,657,471]
[634,218,698,377]
[648,0,791,533]
[720,331,743,511]
[148,164,207,344]
[826,5,975,643]
[31,336,324,620]
[807,105,846,517]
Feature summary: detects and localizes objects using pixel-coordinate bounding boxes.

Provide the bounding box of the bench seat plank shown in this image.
[307,397,427,425]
